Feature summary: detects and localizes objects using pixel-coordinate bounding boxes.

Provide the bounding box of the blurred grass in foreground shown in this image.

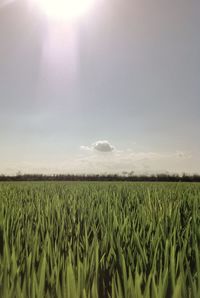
[0,182,199,297]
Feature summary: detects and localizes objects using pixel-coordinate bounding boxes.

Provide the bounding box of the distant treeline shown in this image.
[0,173,200,182]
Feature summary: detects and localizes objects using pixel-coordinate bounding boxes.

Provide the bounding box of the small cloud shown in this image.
[93,140,114,152]
[80,146,92,151]
[176,151,185,158]
[80,140,115,153]
[175,151,192,159]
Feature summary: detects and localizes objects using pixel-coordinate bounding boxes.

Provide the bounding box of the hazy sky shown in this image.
[0,0,200,174]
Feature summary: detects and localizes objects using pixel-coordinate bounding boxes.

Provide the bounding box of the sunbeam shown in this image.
[31,0,96,22]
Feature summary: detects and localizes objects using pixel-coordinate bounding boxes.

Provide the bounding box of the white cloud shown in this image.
[80,145,92,151]
[77,146,194,174]
[175,151,192,159]
[80,140,114,152]
[93,140,114,152]
[1,144,195,176]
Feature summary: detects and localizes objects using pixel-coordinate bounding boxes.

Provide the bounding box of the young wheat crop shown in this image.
[0,182,199,297]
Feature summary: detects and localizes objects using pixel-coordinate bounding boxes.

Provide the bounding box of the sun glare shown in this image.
[33,0,95,21]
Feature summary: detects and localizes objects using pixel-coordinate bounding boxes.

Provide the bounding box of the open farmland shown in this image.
[0,182,200,298]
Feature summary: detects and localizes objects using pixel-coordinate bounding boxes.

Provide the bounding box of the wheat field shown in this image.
[0,182,199,297]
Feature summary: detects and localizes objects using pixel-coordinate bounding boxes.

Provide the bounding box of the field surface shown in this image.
[0,182,200,298]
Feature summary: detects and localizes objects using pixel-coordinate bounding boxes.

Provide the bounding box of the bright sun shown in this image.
[33,0,95,21]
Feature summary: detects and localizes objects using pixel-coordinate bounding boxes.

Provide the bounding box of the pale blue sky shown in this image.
[0,0,200,174]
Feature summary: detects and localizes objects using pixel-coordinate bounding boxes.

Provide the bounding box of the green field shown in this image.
[0,182,200,298]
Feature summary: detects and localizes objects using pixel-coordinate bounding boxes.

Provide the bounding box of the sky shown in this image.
[0,0,200,175]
